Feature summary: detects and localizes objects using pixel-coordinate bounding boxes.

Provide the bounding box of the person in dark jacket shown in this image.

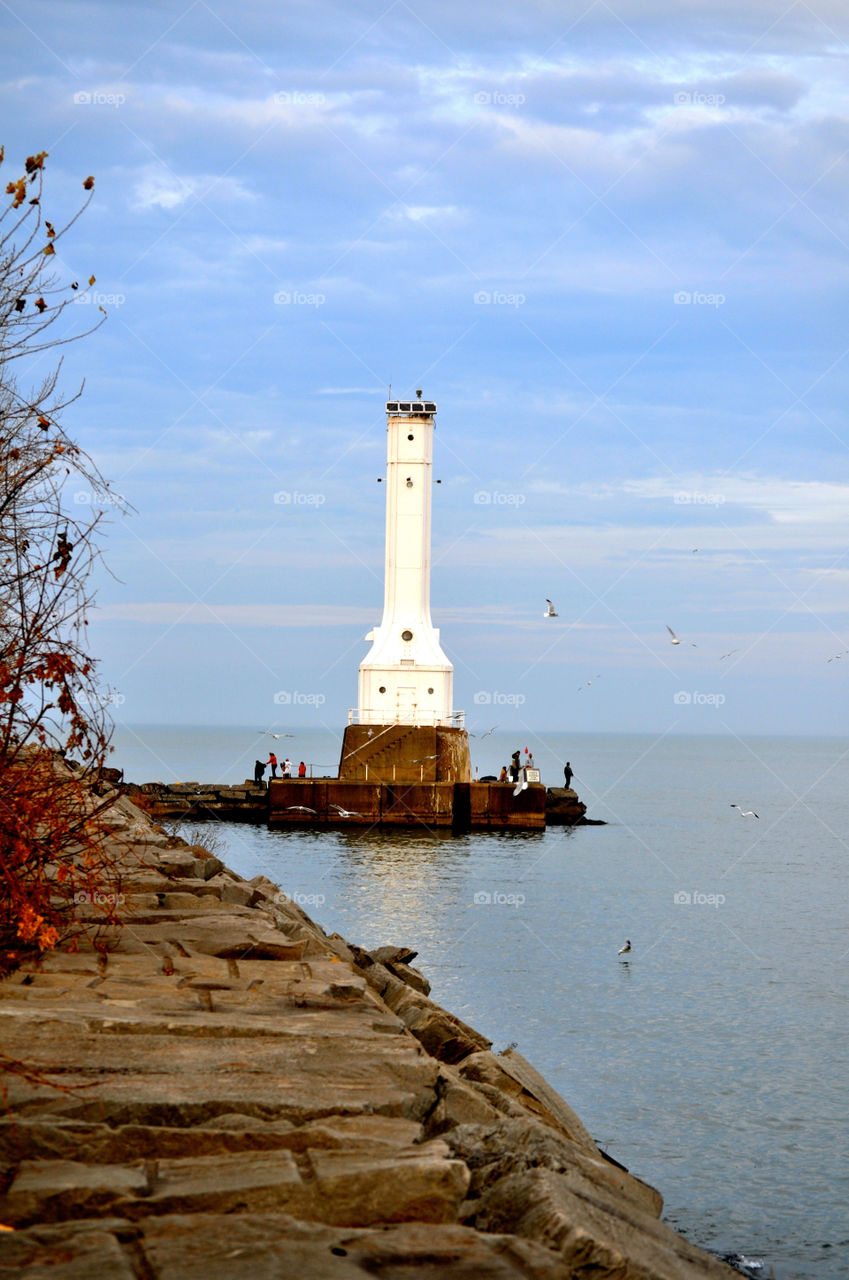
[254,759,266,787]
[563,761,573,789]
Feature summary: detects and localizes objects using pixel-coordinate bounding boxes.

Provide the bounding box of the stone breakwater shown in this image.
[1,790,727,1279]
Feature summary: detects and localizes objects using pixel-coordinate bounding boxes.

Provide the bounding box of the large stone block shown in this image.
[306,1140,470,1225]
[473,1167,734,1280]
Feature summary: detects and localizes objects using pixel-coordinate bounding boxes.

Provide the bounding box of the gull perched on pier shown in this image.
[618,939,631,956]
[730,804,759,819]
[330,803,362,818]
[544,598,558,617]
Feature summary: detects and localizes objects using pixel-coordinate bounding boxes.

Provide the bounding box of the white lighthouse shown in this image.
[355,393,456,728]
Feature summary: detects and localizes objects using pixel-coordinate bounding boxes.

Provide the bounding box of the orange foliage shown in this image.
[0,145,121,980]
[0,753,121,975]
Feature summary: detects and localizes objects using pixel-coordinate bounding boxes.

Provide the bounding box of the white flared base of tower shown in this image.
[357,622,454,726]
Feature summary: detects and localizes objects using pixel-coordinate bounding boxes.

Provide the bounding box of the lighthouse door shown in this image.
[396,687,417,723]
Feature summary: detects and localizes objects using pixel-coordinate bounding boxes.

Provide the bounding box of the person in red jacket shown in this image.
[298,761,307,778]
[267,752,278,777]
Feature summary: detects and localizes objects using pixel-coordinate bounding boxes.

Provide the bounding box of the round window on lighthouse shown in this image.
[407,433,414,441]
[401,629,413,642]
[428,687,434,694]
[378,686,386,694]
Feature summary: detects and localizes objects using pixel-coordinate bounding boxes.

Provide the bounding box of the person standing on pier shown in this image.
[268,752,278,778]
[298,761,307,778]
[563,761,573,789]
[254,759,266,787]
[283,757,292,778]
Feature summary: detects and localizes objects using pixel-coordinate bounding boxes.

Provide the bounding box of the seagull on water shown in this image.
[259,730,293,739]
[330,804,362,818]
[544,598,558,617]
[287,805,316,814]
[618,939,631,956]
[667,625,696,647]
[730,804,759,819]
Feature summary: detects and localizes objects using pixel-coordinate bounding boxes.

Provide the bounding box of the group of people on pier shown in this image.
[254,754,308,786]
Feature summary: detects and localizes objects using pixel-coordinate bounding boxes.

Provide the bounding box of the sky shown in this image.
[2,0,848,740]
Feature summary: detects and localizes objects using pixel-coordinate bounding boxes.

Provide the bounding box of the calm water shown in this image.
[113,726,849,1279]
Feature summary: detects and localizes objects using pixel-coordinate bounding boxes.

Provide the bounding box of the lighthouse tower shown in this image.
[357,394,454,727]
[338,393,470,785]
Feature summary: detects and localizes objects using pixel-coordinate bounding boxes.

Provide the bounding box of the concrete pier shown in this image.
[125,779,584,831]
[267,778,546,829]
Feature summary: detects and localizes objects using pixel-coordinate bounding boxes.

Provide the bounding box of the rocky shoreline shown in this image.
[1,787,728,1278]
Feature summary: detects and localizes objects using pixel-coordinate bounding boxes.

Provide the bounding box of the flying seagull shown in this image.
[578,675,601,691]
[719,650,739,661]
[259,730,293,739]
[544,598,558,617]
[287,805,316,814]
[666,625,696,647]
[412,754,438,762]
[330,804,362,818]
[512,772,529,797]
[618,939,631,956]
[730,804,759,819]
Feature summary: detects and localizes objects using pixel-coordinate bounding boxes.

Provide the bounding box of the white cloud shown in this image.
[129,165,255,211]
[394,205,463,222]
[98,603,376,627]
[618,476,849,525]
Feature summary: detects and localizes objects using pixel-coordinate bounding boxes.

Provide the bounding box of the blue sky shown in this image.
[3,0,848,739]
